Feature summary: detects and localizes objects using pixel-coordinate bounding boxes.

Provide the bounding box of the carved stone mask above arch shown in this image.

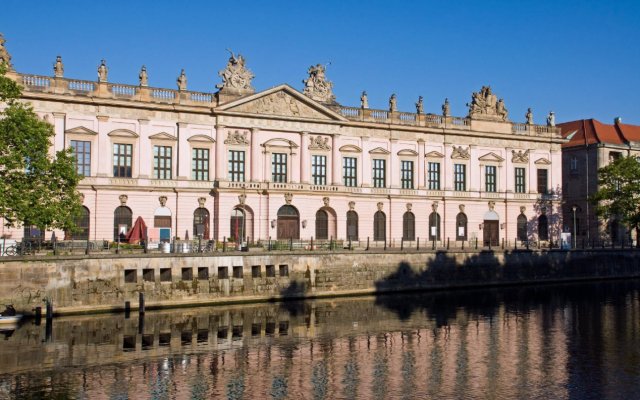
[284,192,293,205]
[348,201,355,211]
[377,202,384,211]
[119,194,128,206]
[488,201,496,211]
[459,204,465,213]
[406,203,412,212]
[432,201,439,212]
[520,206,526,214]
[159,196,168,207]
[198,197,206,208]
[322,197,330,207]
[238,193,247,205]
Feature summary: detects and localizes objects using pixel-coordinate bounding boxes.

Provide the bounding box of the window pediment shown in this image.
[107,129,139,138]
[66,126,98,136]
[425,151,444,158]
[339,144,362,153]
[397,149,418,156]
[478,152,504,162]
[262,138,299,149]
[534,157,552,165]
[149,132,177,141]
[369,147,390,155]
[187,134,216,143]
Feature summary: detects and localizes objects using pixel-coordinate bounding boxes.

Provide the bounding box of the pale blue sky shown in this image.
[2,0,639,124]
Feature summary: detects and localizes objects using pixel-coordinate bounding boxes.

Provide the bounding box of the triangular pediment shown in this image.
[187,134,216,143]
[149,132,177,141]
[65,126,97,136]
[216,85,348,121]
[107,129,138,138]
[369,147,390,155]
[425,151,444,158]
[478,152,505,162]
[534,157,552,165]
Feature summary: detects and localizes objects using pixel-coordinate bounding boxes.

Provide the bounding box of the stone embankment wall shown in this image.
[1,249,638,314]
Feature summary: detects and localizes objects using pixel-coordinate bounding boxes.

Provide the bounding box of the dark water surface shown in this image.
[1,279,639,399]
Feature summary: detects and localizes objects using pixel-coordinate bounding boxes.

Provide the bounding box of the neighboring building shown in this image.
[0,36,564,246]
[559,118,640,244]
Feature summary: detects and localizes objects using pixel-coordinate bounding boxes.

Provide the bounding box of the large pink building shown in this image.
[0,40,564,247]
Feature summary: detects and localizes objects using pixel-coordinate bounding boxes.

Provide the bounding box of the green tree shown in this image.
[591,155,640,245]
[0,63,82,233]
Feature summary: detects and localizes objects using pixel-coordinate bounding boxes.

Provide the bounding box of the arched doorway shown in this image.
[346,210,358,241]
[68,206,90,240]
[193,208,210,240]
[538,214,549,241]
[230,207,245,242]
[114,206,132,241]
[517,213,527,241]
[403,211,415,241]
[483,210,499,246]
[456,212,467,241]
[373,211,386,241]
[277,205,299,239]
[429,212,441,241]
[315,207,337,240]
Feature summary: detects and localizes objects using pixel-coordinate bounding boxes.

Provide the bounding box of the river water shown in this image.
[0,279,639,399]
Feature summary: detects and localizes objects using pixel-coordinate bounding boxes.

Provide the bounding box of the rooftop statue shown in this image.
[415,96,424,114]
[303,63,336,103]
[139,65,148,87]
[389,93,397,112]
[53,56,64,78]
[0,33,13,69]
[525,108,533,125]
[177,69,187,91]
[217,49,254,94]
[360,91,368,109]
[467,86,509,122]
[546,111,555,127]
[442,98,450,117]
[97,59,108,83]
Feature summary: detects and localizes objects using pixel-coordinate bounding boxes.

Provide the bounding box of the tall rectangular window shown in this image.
[153,146,172,180]
[343,157,357,187]
[113,143,132,177]
[401,160,414,189]
[454,164,466,191]
[228,150,245,182]
[537,168,548,194]
[312,155,327,185]
[372,159,386,188]
[515,167,526,193]
[192,148,209,181]
[271,153,287,183]
[428,162,440,190]
[485,165,497,192]
[70,140,91,177]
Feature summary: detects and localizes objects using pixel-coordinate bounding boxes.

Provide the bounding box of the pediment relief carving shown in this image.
[369,147,391,155]
[511,149,530,163]
[224,130,250,146]
[425,150,445,158]
[451,145,470,160]
[308,135,331,151]
[339,144,362,153]
[187,134,216,143]
[148,132,177,141]
[216,85,347,122]
[65,126,98,136]
[534,157,552,165]
[107,129,139,138]
[478,152,504,162]
[397,149,418,156]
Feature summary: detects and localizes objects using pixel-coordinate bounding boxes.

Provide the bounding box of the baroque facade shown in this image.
[0,37,564,246]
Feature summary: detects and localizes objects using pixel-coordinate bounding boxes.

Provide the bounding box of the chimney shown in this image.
[614,117,622,124]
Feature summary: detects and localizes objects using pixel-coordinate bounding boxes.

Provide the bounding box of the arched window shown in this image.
[277,205,300,240]
[538,214,549,241]
[403,212,415,241]
[429,212,441,241]
[71,206,90,240]
[193,208,210,240]
[114,206,133,241]
[456,212,467,241]
[373,211,386,241]
[517,214,527,241]
[316,209,329,240]
[346,210,359,241]
[230,207,245,242]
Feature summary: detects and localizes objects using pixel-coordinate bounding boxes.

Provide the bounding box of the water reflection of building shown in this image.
[0,291,589,399]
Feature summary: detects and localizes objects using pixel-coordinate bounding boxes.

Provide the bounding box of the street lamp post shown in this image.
[572,205,577,249]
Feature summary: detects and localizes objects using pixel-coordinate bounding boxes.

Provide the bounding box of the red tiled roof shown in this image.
[558,119,639,147]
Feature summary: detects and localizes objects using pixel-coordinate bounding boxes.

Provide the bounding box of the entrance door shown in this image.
[277,205,300,239]
[483,220,499,246]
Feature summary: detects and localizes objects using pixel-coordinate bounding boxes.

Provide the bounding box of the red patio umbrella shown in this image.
[125,216,148,244]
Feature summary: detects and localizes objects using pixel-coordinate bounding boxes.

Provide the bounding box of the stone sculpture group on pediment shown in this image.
[467,86,509,122]
[217,49,255,94]
[303,63,336,104]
